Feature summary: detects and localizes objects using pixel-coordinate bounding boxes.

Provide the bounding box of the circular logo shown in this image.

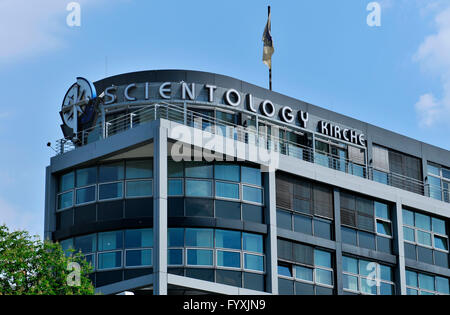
[61,77,97,132]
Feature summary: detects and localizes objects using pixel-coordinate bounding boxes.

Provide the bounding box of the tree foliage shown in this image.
[0,225,95,295]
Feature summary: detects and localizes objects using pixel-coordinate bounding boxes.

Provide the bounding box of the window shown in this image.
[242,185,263,204]
[185,179,212,197]
[342,256,394,295]
[126,180,152,198]
[76,186,96,205]
[59,171,74,192]
[215,230,241,250]
[99,182,123,200]
[126,160,152,179]
[241,166,261,186]
[185,162,213,179]
[406,270,450,295]
[243,233,263,253]
[186,229,213,248]
[125,229,153,248]
[277,243,334,295]
[403,209,449,267]
[99,162,124,182]
[76,167,97,187]
[168,179,183,196]
[427,162,450,203]
[216,181,240,200]
[215,164,240,182]
[98,231,123,251]
[57,191,73,210]
[125,249,152,267]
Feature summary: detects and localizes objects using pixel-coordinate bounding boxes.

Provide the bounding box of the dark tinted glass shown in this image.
[216,200,241,220]
[168,197,184,217]
[293,243,314,265]
[98,201,123,221]
[277,210,292,230]
[95,270,123,287]
[359,231,376,250]
[125,198,153,218]
[277,239,293,261]
[216,270,242,287]
[417,246,433,265]
[74,204,96,225]
[185,198,214,217]
[243,273,265,292]
[242,204,263,223]
[99,162,124,182]
[295,282,314,295]
[314,219,332,240]
[341,227,357,246]
[294,214,312,235]
[185,268,214,282]
[404,243,417,260]
[56,209,73,230]
[278,278,294,295]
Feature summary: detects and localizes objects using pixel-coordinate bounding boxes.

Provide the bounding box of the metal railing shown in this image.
[53,102,447,203]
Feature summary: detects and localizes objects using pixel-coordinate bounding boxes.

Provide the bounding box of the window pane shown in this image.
[242,204,263,223]
[168,179,183,196]
[406,270,418,287]
[418,273,435,291]
[380,265,393,282]
[377,221,392,236]
[243,233,263,253]
[99,162,124,182]
[314,250,331,268]
[434,236,448,251]
[60,239,73,255]
[380,282,394,295]
[185,162,212,179]
[126,180,152,197]
[76,186,96,204]
[185,198,213,217]
[125,229,153,248]
[314,219,332,240]
[76,167,97,187]
[168,249,183,265]
[187,249,213,266]
[59,172,74,192]
[185,180,212,197]
[402,209,414,226]
[185,229,213,248]
[215,230,241,250]
[341,227,357,246]
[278,265,292,277]
[168,160,183,177]
[126,160,152,179]
[98,251,122,270]
[407,288,418,295]
[428,164,440,176]
[277,210,292,230]
[359,231,376,250]
[432,218,447,235]
[361,277,377,295]
[417,231,432,246]
[74,234,96,253]
[241,167,261,186]
[343,274,358,291]
[215,181,239,199]
[359,260,374,277]
[436,277,450,294]
[168,228,184,247]
[126,249,152,267]
[443,169,450,179]
[295,282,315,295]
[404,227,415,242]
[99,182,123,200]
[217,250,241,268]
[415,213,431,231]
[375,202,389,220]
[294,214,312,235]
[215,164,240,182]
[216,200,241,220]
[58,191,73,209]
[295,265,313,282]
[244,254,264,271]
[242,186,263,204]
[316,268,333,286]
[98,231,123,251]
[343,256,358,274]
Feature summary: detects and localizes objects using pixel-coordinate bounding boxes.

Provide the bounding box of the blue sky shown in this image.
[0,0,449,237]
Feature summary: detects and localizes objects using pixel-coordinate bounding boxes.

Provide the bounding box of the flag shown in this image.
[262,9,274,69]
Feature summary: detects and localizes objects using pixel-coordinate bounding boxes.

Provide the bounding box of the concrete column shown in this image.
[153,124,168,295]
[333,188,344,295]
[264,171,278,294]
[393,200,407,295]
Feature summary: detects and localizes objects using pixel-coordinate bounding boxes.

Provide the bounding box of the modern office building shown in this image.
[44,70,450,295]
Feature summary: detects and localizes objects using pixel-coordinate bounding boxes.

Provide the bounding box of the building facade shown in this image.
[44,70,450,295]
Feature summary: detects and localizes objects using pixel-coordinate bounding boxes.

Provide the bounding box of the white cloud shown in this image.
[414,6,450,127]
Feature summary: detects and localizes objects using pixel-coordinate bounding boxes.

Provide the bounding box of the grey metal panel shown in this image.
[277,228,336,251]
[341,243,397,265]
[404,259,450,278]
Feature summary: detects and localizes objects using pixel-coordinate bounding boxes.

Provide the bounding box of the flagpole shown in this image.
[268,6,272,91]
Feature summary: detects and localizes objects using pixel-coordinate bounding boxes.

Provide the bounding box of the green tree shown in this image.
[0,225,95,295]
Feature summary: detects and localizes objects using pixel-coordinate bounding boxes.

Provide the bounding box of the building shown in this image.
[44,70,450,295]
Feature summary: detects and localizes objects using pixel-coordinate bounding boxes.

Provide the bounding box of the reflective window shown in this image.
[59,172,74,192]
[244,254,264,271]
[168,249,183,265]
[74,234,96,253]
[125,229,153,248]
[168,160,184,177]
[241,167,261,186]
[243,233,263,253]
[98,251,122,270]
[168,228,184,247]
[168,179,183,196]
[217,251,241,268]
[215,230,241,250]
[185,162,213,179]
[126,160,152,179]
[215,164,240,182]
[76,186,96,205]
[242,186,263,204]
[98,231,123,251]
[126,249,152,267]
[126,180,152,197]
[185,180,212,197]
[99,182,123,200]
[186,229,213,248]
[57,191,73,210]
[99,162,124,182]
[215,181,239,200]
[187,249,213,266]
[76,167,97,187]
